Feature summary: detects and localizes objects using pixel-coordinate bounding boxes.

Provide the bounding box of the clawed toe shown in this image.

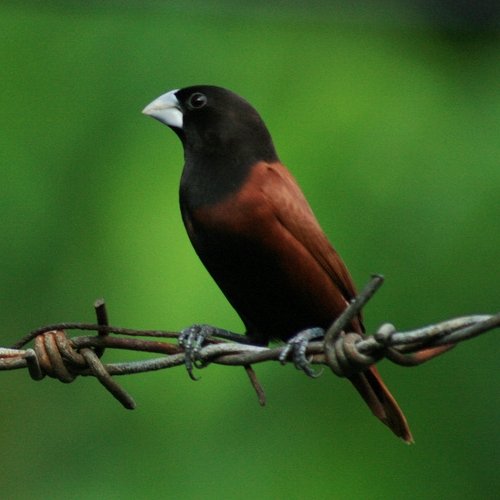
[179,324,242,379]
[279,327,324,378]
[179,324,215,380]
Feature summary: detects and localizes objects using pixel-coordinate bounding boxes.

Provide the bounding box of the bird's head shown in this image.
[142,85,278,163]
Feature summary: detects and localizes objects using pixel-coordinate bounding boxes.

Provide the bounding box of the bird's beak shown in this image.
[142,89,183,129]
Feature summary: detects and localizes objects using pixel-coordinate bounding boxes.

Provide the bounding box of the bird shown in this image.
[142,85,412,442]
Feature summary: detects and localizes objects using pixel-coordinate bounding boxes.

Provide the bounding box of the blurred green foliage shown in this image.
[1,2,499,499]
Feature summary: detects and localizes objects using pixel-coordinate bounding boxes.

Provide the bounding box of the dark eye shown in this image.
[187,92,207,109]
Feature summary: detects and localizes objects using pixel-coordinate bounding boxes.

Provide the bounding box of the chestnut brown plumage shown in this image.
[143,85,412,442]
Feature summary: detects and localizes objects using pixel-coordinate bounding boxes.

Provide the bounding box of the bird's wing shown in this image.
[258,163,414,441]
[259,162,359,303]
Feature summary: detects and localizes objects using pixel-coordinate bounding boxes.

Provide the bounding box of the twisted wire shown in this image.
[1,276,498,408]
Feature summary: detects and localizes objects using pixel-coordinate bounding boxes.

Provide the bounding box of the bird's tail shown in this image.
[349,367,413,443]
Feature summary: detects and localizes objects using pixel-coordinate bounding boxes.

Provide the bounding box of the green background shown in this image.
[1,2,498,499]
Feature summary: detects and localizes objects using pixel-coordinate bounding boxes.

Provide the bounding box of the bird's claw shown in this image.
[179,324,216,380]
[279,327,324,378]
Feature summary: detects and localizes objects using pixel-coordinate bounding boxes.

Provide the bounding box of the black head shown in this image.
[143,85,280,207]
[143,85,278,166]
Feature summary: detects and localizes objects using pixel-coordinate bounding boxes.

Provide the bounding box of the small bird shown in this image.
[143,85,412,442]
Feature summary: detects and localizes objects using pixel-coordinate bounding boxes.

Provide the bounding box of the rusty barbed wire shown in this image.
[1,276,498,409]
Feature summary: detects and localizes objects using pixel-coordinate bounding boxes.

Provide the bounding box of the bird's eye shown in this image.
[187,92,208,110]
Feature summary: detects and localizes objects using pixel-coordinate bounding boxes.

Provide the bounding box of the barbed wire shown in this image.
[1,276,498,409]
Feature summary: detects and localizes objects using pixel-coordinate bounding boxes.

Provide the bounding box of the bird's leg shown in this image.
[279,327,325,378]
[179,324,243,380]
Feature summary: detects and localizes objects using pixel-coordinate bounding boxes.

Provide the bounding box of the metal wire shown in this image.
[1,276,498,408]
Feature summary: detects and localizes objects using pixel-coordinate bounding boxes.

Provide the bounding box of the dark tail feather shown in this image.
[349,366,413,443]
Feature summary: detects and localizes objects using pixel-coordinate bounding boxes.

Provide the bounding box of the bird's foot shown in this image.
[279,327,324,378]
[179,324,240,380]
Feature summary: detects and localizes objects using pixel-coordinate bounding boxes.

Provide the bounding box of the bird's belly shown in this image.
[187,226,339,343]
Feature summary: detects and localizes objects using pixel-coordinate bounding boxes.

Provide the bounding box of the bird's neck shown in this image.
[179,123,279,211]
[179,152,252,210]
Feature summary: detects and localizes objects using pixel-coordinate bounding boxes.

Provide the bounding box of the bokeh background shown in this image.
[1,1,499,499]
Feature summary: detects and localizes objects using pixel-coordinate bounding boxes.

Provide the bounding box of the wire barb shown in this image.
[1,276,498,408]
